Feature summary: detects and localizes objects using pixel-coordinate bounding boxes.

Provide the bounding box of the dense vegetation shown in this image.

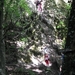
[0,0,75,75]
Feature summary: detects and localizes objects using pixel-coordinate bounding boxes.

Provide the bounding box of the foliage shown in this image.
[14,68,36,75]
[54,2,71,48]
[19,0,32,15]
[2,0,73,75]
[56,20,68,39]
[4,0,33,42]
[28,70,35,75]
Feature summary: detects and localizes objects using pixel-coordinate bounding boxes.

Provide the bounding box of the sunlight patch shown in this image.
[16,41,25,48]
[32,69,42,73]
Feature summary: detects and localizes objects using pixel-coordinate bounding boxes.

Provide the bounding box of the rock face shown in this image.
[20,0,62,71]
[20,0,62,74]
[5,0,68,75]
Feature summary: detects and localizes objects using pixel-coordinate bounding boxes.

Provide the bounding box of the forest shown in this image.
[0,0,75,75]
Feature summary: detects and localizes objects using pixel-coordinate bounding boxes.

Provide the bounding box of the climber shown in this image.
[34,0,42,14]
[44,53,52,66]
[59,53,64,75]
[61,53,64,61]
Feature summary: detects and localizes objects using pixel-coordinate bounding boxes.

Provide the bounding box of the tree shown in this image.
[65,0,75,49]
[0,0,6,75]
[61,0,75,75]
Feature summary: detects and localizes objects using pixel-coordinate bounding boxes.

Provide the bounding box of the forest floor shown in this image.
[6,53,60,75]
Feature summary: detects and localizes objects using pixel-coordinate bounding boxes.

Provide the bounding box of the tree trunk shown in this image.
[65,0,75,49]
[61,0,75,75]
[0,0,6,75]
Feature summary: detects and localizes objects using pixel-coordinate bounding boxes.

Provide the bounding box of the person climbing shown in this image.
[44,53,52,66]
[34,0,42,14]
[59,53,64,75]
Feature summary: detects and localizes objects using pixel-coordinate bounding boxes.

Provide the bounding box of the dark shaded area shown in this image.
[65,0,75,49]
[61,0,75,75]
[61,50,75,75]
